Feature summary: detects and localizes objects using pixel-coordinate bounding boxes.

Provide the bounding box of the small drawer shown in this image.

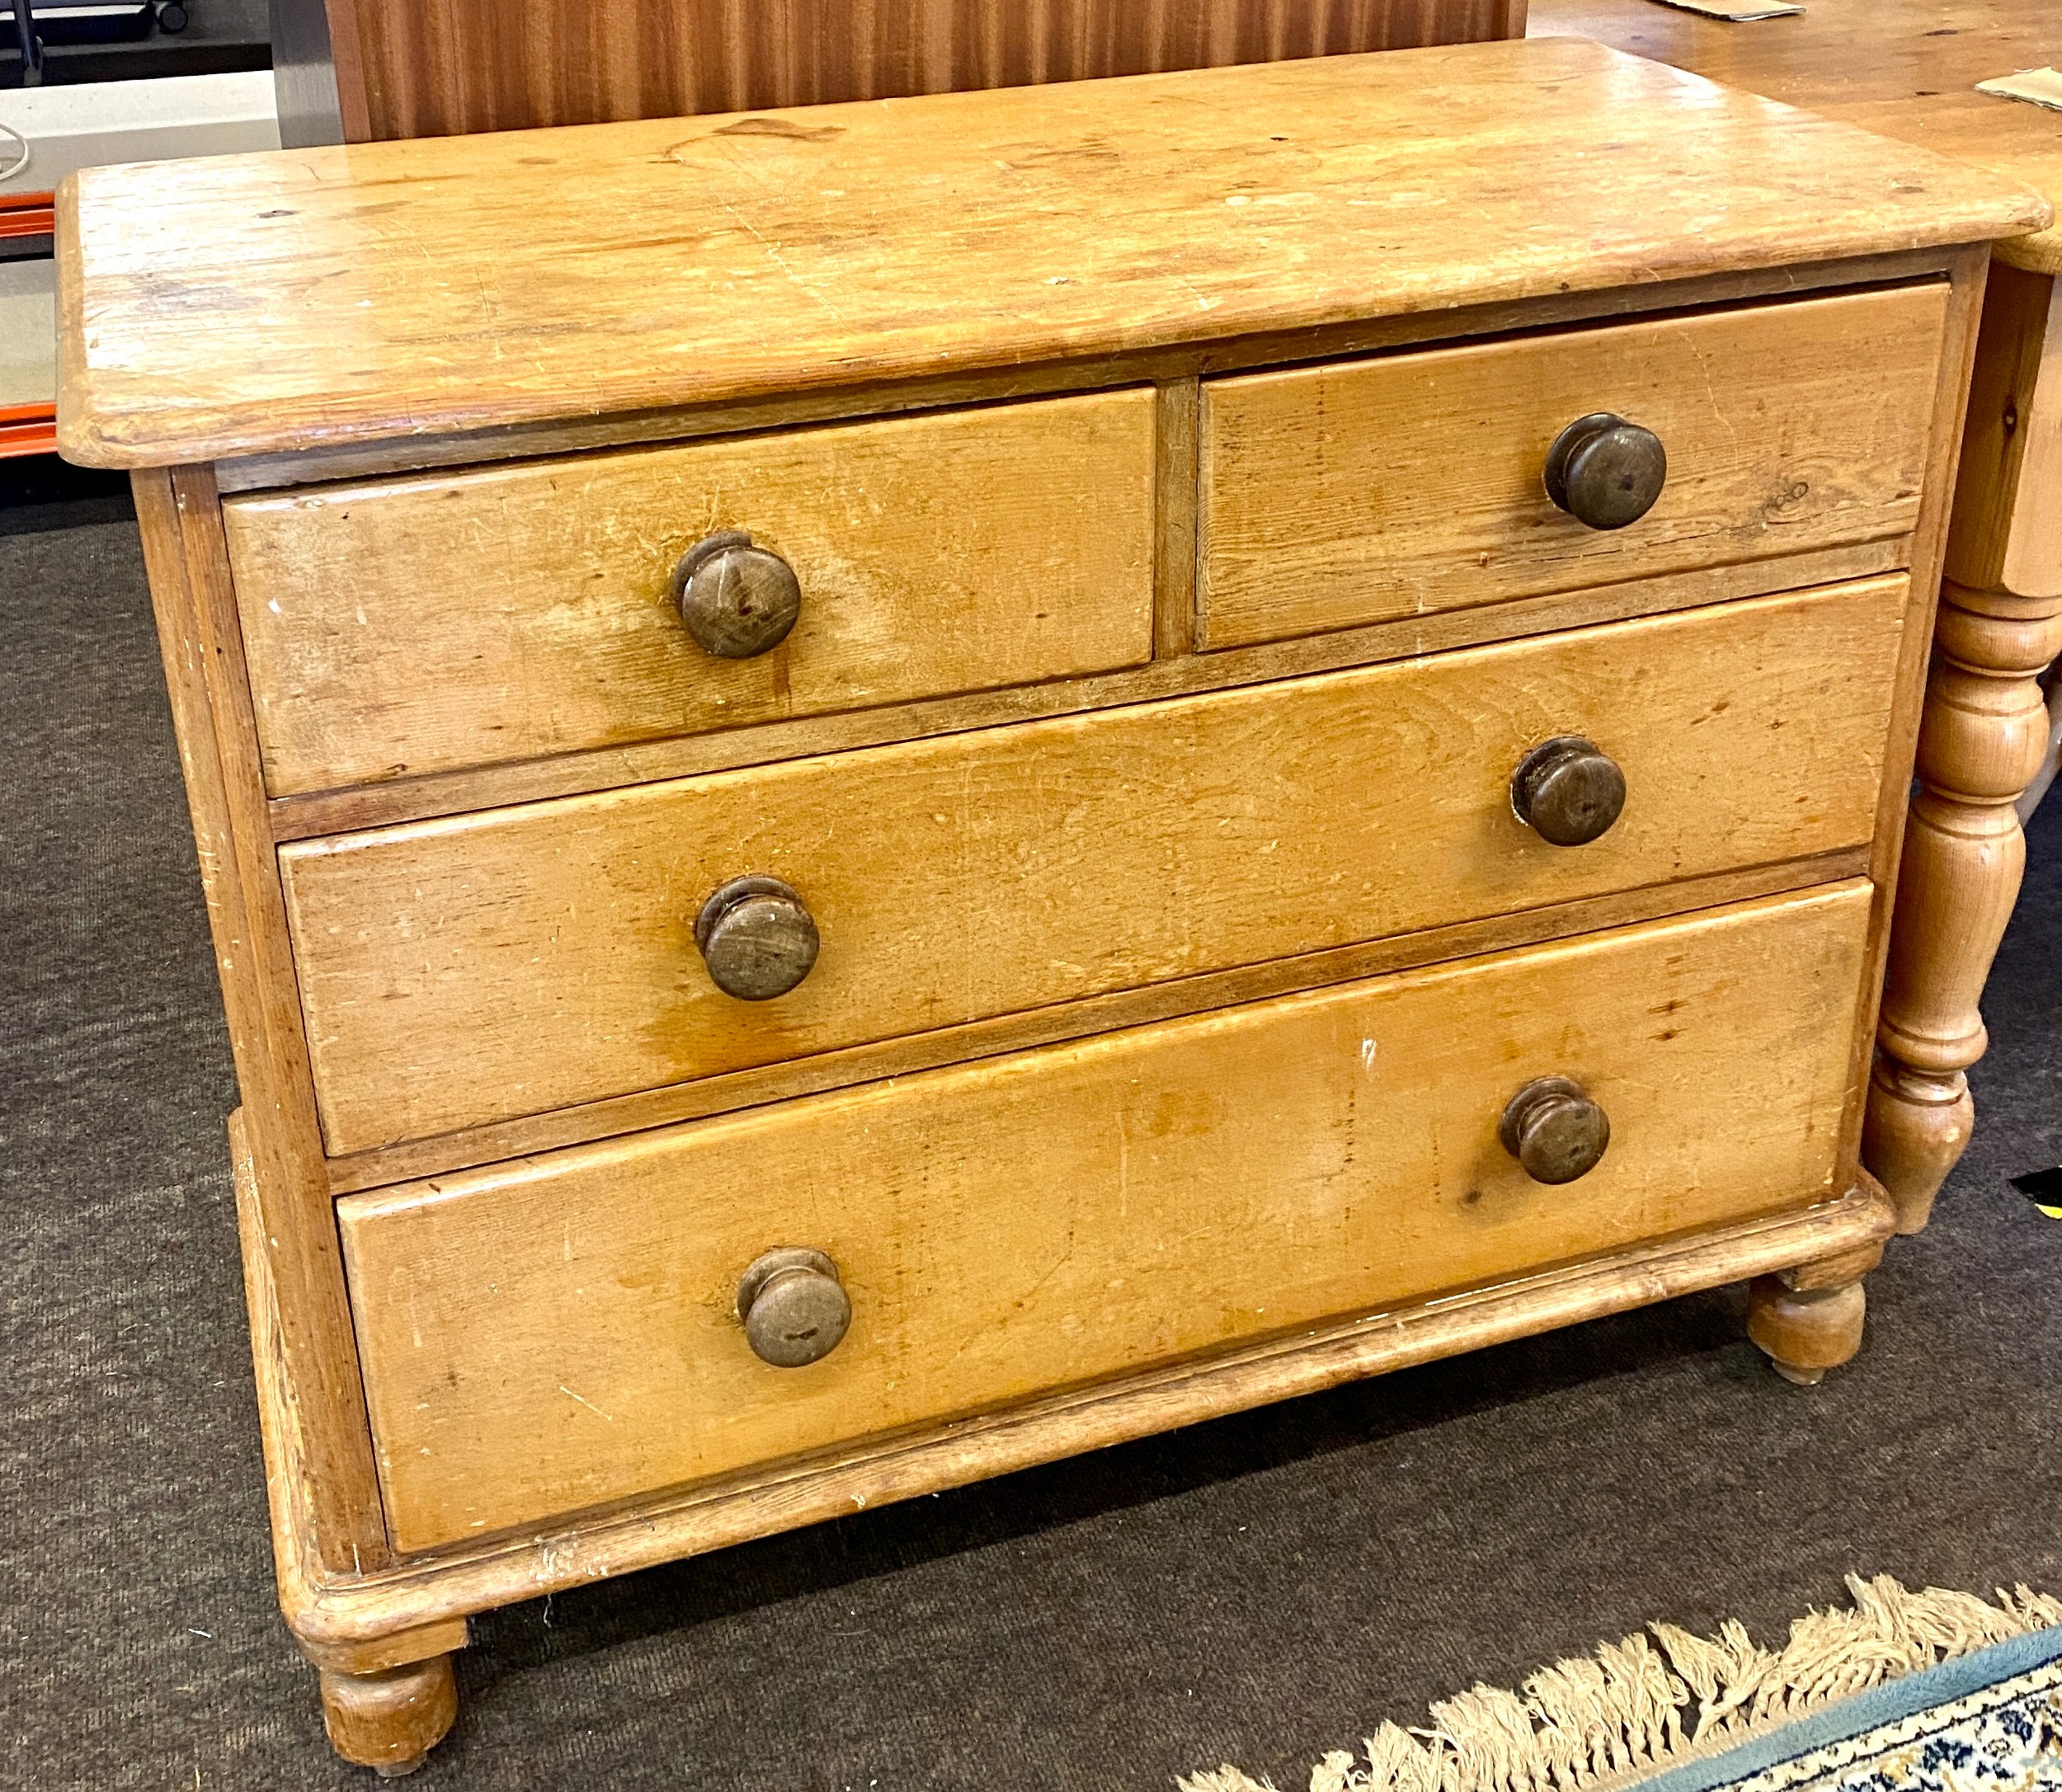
[223,388,1159,795]
[338,882,1872,1552]
[281,576,1906,1154]
[1197,284,1949,649]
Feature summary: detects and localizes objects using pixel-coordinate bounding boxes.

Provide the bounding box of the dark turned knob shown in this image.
[671,530,802,659]
[1543,412,1667,530]
[737,1248,850,1368]
[694,875,819,1001]
[1511,736,1627,847]
[1499,1077,1611,1185]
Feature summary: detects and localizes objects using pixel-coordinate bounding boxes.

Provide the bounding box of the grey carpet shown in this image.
[3,489,2058,1792]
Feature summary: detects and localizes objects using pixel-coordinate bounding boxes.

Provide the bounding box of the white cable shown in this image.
[0,120,28,186]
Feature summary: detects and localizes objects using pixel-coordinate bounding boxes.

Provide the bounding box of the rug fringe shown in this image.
[1182,1575,2062,1792]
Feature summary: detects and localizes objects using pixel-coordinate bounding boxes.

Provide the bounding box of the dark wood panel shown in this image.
[312,0,1526,141]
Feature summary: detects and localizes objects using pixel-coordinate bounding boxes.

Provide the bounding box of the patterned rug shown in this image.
[1184,1577,2062,1791]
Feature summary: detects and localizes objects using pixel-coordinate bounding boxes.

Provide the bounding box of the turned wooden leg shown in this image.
[1748,1242,1881,1386]
[319,1654,459,1777]
[2013,661,2062,822]
[1866,579,2062,1234]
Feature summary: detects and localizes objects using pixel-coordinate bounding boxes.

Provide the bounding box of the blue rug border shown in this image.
[1636,1622,2062,1792]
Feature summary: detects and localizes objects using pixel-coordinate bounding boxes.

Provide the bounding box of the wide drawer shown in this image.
[283,576,1906,1154]
[223,388,1158,795]
[339,882,1873,1553]
[1198,285,1948,649]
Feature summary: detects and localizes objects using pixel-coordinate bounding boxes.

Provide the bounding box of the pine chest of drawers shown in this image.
[54,38,2050,1774]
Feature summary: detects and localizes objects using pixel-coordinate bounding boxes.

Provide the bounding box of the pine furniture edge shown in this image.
[1947,264,2062,597]
[232,1109,466,1676]
[53,40,2050,469]
[1991,223,2061,277]
[1532,1,2062,278]
[205,249,1972,497]
[134,465,393,1576]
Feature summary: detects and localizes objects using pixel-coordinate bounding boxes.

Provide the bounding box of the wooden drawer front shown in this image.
[340,883,1871,1552]
[222,388,1158,796]
[1198,285,1948,650]
[283,576,1906,1154]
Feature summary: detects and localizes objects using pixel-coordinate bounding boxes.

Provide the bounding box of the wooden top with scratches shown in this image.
[56,35,2047,469]
[1530,0,2062,277]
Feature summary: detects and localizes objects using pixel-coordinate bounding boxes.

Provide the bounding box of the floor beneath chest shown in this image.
[2,473,2057,1792]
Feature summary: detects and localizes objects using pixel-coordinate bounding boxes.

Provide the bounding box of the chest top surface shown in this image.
[1529,0,2062,277]
[56,34,2048,471]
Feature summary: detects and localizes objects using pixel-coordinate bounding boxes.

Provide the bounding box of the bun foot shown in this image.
[1770,1358,1829,1388]
[320,1654,458,1776]
[1748,1274,1866,1386]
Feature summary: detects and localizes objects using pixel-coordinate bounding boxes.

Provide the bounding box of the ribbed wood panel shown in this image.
[327,0,1527,141]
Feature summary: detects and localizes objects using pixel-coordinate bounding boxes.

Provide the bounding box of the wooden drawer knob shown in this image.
[1511,736,1627,846]
[1499,1076,1611,1184]
[1543,412,1667,530]
[737,1247,851,1368]
[671,530,802,659]
[694,874,819,1001]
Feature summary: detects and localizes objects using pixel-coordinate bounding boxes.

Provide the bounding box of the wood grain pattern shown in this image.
[54,40,2047,468]
[223,389,1156,795]
[329,0,1527,141]
[1946,265,2062,600]
[318,1657,457,1775]
[283,578,1907,1155]
[266,537,1911,844]
[1747,1273,1868,1386]
[2000,280,2062,600]
[232,1114,468,1671]
[1199,286,1948,647]
[1151,379,1202,659]
[1529,0,2062,275]
[340,883,1871,1552]
[1780,1227,1886,1294]
[322,851,1870,1196]
[288,1184,1895,1618]
[200,249,1971,496]
[133,470,391,1573]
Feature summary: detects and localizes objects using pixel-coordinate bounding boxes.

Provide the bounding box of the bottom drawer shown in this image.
[341,882,1872,1553]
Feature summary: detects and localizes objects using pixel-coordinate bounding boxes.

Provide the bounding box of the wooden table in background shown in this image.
[1532,0,2062,1234]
